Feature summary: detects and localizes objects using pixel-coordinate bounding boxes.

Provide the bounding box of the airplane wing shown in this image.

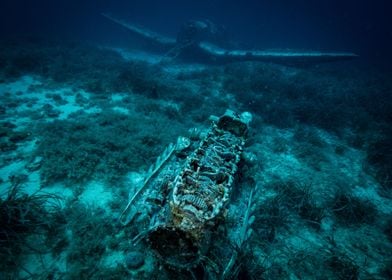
[102,13,176,52]
[198,42,358,65]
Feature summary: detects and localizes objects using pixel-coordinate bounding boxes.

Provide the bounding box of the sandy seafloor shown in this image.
[0,40,391,279]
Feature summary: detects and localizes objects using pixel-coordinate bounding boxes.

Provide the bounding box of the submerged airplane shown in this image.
[103,13,358,66]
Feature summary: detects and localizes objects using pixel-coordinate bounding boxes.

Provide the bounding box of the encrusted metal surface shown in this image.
[125,110,252,269]
[170,127,244,230]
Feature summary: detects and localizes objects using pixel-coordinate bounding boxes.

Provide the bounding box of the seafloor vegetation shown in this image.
[0,38,391,279]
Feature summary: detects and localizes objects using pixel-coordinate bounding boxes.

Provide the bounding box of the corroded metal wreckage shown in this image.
[120,110,253,271]
[103,13,358,66]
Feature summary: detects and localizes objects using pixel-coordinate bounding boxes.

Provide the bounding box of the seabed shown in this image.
[0,39,391,279]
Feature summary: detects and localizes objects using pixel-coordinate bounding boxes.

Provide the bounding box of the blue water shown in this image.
[1,0,391,65]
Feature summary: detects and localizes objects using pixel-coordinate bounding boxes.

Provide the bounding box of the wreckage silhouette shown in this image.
[103,13,357,66]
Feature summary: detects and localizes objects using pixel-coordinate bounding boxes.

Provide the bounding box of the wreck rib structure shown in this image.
[145,110,251,268]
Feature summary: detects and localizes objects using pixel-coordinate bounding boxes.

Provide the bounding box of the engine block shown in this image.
[124,110,252,269]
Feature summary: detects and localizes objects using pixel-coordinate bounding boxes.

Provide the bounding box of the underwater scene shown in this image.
[0,0,391,279]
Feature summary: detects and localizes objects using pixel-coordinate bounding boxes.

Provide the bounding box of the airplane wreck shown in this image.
[103,13,358,66]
